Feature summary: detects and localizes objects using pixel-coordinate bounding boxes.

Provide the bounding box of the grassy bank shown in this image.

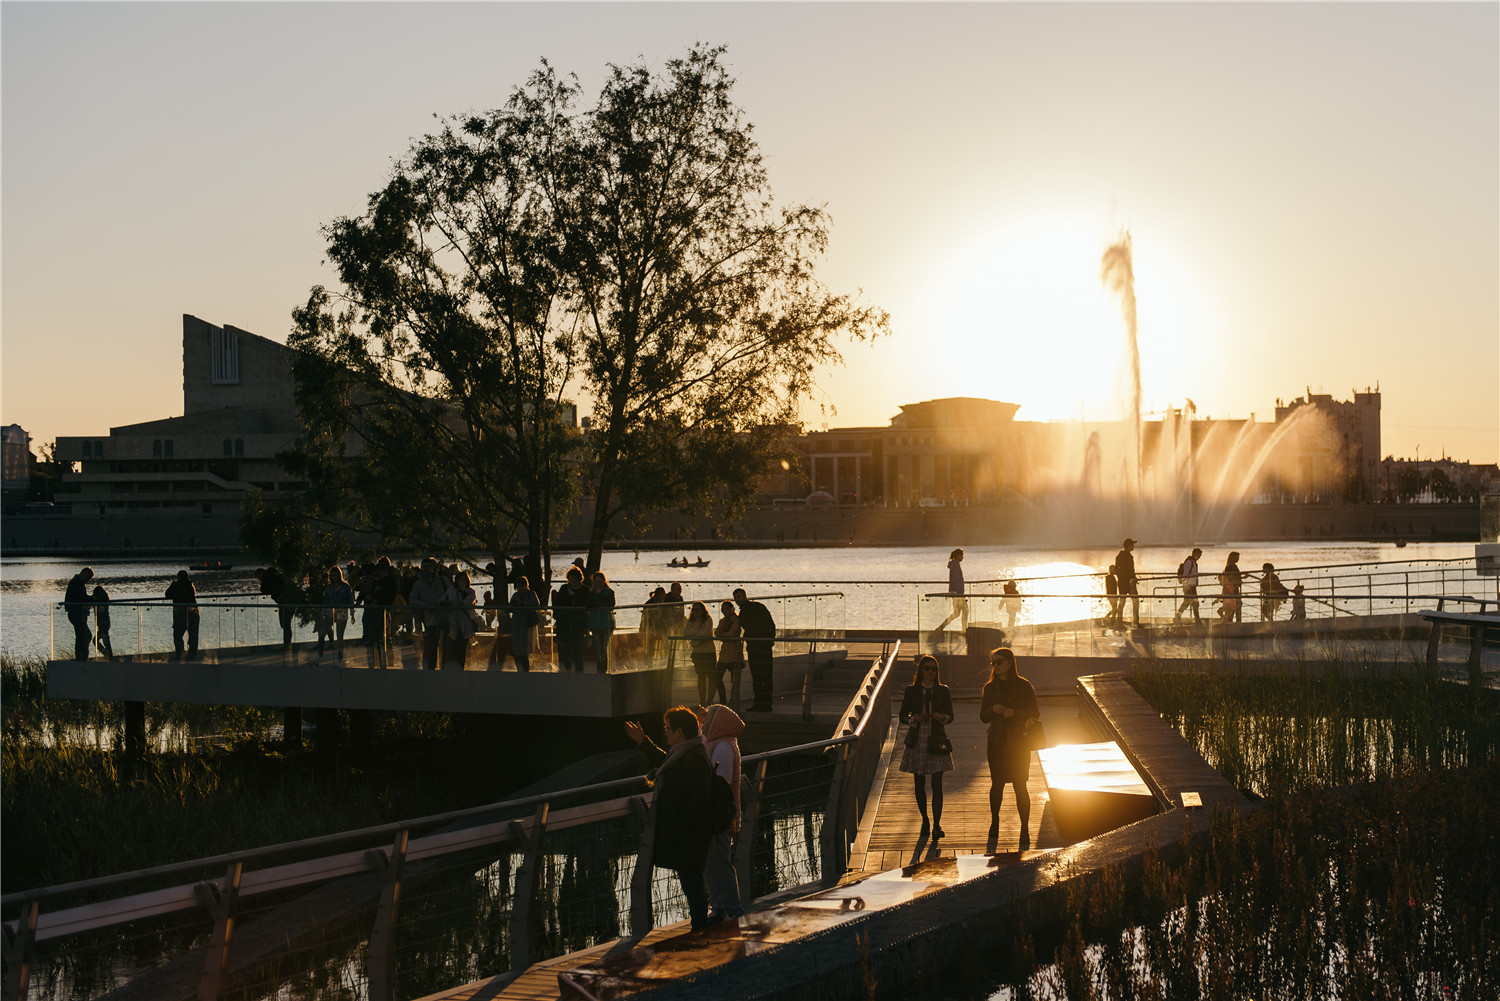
[1129,664,1500,795]
[1,655,599,894]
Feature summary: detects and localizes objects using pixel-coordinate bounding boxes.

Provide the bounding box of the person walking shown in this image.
[715,600,744,709]
[1103,565,1122,632]
[733,588,777,712]
[1113,538,1140,626]
[508,577,540,673]
[1290,583,1307,621]
[91,584,114,660]
[898,655,955,839]
[64,566,95,660]
[1217,551,1243,624]
[933,548,968,635]
[1002,578,1021,629]
[165,570,200,662]
[365,557,398,668]
[446,569,480,668]
[699,703,745,922]
[255,566,297,647]
[980,647,1040,849]
[685,601,718,704]
[588,571,617,673]
[624,707,714,930]
[1173,548,1203,624]
[1258,563,1288,621]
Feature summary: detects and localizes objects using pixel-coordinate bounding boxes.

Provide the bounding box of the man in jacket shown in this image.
[64,566,95,660]
[1114,538,1139,627]
[408,557,449,670]
[625,706,713,930]
[165,570,199,661]
[733,588,778,712]
[551,566,590,672]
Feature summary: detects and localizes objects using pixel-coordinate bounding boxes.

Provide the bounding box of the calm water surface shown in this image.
[1,540,1478,658]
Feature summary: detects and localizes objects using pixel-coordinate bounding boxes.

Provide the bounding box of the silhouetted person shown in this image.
[589,572,616,674]
[552,566,590,672]
[1002,578,1021,628]
[165,570,199,661]
[508,576,540,673]
[734,588,777,712]
[1104,565,1123,631]
[64,566,95,660]
[1259,563,1288,621]
[899,655,954,839]
[409,557,448,670]
[1114,539,1139,626]
[1290,583,1307,621]
[1217,551,1243,623]
[255,567,296,646]
[933,548,968,633]
[92,584,113,660]
[981,648,1040,850]
[1173,548,1203,624]
[625,707,714,930]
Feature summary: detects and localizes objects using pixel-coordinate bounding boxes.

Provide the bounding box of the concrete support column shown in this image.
[124,701,145,761]
[283,707,302,751]
[315,707,340,762]
[350,709,371,752]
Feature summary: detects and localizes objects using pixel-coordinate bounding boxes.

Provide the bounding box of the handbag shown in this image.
[927,720,953,756]
[1023,719,1047,752]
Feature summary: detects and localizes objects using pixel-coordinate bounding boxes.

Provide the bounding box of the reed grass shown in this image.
[1129,660,1500,796]
[1,654,534,894]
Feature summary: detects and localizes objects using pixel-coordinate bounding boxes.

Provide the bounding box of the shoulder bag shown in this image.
[927,720,953,756]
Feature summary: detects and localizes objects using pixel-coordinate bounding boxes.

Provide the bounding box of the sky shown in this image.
[3,2,1496,465]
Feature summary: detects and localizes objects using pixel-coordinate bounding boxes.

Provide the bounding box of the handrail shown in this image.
[51,591,846,611]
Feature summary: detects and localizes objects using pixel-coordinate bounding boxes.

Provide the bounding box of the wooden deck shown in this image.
[844,695,1101,876]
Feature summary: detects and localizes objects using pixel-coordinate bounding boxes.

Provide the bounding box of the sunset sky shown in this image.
[3,2,1496,464]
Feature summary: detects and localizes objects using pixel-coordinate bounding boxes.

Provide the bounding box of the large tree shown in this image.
[280,45,885,578]
[551,46,888,567]
[283,91,580,586]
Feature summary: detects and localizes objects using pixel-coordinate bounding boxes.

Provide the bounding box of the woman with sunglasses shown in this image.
[980,647,1040,848]
[898,654,955,838]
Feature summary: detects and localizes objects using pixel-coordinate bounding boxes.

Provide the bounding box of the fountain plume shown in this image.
[1101,231,1141,531]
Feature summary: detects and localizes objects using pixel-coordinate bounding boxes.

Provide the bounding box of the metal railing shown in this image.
[1,642,902,1001]
[48,591,846,673]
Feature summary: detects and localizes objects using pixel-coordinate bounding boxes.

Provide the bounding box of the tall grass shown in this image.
[1,655,545,894]
[1130,661,1500,795]
[968,764,1500,1000]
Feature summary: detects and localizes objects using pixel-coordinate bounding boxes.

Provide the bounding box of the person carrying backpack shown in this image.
[1173,548,1203,624]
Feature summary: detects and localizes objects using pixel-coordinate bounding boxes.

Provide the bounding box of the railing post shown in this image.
[818,744,851,885]
[627,795,657,937]
[365,829,409,1001]
[195,861,242,1001]
[2,898,38,1001]
[734,760,767,906]
[506,802,550,972]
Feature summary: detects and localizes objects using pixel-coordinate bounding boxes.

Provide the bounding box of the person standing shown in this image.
[508,577,540,673]
[933,548,968,634]
[733,588,777,713]
[446,569,479,668]
[699,703,745,922]
[898,655,955,839]
[980,647,1040,849]
[715,600,744,709]
[552,567,591,672]
[1114,538,1139,627]
[366,557,399,668]
[1290,583,1307,621]
[64,566,95,660]
[91,584,114,660]
[685,601,718,704]
[1001,578,1021,629]
[624,707,714,931]
[320,566,355,661]
[1218,551,1243,624]
[408,558,449,670]
[165,570,200,662]
[255,566,296,646]
[1173,548,1203,624]
[588,571,617,674]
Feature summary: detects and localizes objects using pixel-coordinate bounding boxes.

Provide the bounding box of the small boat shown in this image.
[1394,538,1408,548]
[667,559,712,568]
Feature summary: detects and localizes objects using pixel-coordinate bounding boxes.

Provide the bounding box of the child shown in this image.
[92,584,114,660]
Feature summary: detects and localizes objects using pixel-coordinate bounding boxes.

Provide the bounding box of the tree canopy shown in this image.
[275,44,886,581]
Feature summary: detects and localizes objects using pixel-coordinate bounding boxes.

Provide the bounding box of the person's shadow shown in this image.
[909,832,943,865]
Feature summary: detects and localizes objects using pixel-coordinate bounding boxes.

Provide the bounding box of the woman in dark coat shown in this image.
[898,655,954,838]
[625,706,713,930]
[980,647,1040,849]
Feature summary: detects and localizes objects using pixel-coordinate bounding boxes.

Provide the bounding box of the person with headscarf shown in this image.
[698,703,745,922]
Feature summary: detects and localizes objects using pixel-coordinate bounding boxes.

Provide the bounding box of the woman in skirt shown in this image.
[981,647,1040,849]
[898,654,955,838]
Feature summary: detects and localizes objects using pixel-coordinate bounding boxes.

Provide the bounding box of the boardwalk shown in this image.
[845,694,1099,876]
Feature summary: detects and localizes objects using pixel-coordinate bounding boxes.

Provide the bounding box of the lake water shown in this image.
[3,539,1481,659]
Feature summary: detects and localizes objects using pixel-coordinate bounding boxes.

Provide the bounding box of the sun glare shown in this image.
[915,216,1213,422]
